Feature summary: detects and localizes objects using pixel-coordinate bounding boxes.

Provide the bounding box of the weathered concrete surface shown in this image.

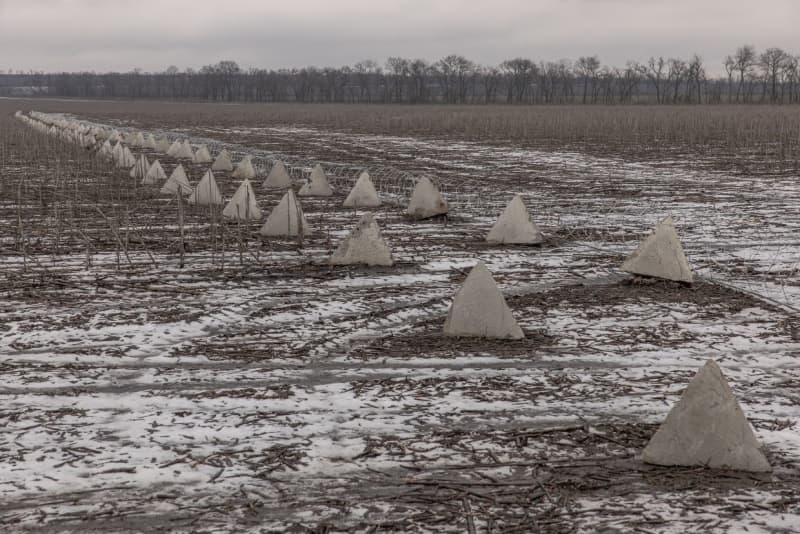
[443,262,524,339]
[642,359,771,472]
[407,176,448,219]
[263,160,292,189]
[260,189,310,237]
[343,170,381,208]
[330,214,393,266]
[298,164,334,197]
[223,179,262,221]
[232,156,256,180]
[160,164,192,195]
[622,216,693,283]
[211,149,233,172]
[188,170,223,206]
[486,194,543,245]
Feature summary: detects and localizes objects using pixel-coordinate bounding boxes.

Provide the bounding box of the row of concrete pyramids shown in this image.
[18,113,696,278]
[18,112,768,473]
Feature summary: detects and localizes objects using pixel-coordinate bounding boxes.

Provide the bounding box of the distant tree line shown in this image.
[3,46,800,104]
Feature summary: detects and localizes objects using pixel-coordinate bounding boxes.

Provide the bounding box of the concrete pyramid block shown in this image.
[622,216,693,283]
[108,130,120,142]
[132,132,146,147]
[330,214,393,266]
[98,140,113,160]
[188,170,223,206]
[145,134,157,150]
[116,146,136,169]
[212,149,234,172]
[407,176,448,219]
[156,137,172,154]
[343,170,381,208]
[166,140,182,157]
[143,159,167,185]
[129,154,150,180]
[487,194,543,245]
[263,160,291,189]
[161,164,192,195]
[443,262,524,339]
[223,179,262,221]
[232,156,256,180]
[642,360,770,472]
[260,190,311,237]
[193,145,213,164]
[298,164,334,197]
[176,140,195,160]
[111,141,124,163]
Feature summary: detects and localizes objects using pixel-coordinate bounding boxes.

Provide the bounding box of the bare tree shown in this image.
[575,56,601,104]
[734,45,757,102]
[759,47,788,102]
[645,56,666,103]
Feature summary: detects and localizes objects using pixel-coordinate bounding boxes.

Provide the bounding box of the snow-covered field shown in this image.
[1,103,799,532]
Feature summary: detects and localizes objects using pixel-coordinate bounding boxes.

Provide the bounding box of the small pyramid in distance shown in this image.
[443,262,524,339]
[260,189,310,237]
[486,194,543,245]
[161,164,192,195]
[222,179,262,221]
[166,140,182,157]
[193,145,213,164]
[330,214,393,266]
[212,149,234,172]
[407,176,448,219]
[187,170,223,206]
[343,170,381,208]
[298,164,334,197]
[129,154,150,180]
[233,155,256,180]
[642,359,770,473]
[156,137,172,154]
[143,159,166,185]
[263,160,292,189]
[622,216,693,283]
[176,140,195,160]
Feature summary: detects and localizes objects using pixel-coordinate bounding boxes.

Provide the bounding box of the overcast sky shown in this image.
[1,0,797,74]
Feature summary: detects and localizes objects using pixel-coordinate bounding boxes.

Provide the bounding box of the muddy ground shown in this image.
[1,99,799,533]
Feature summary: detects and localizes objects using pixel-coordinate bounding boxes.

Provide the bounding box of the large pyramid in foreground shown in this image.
[642,359,770,472]
[343,171,381,208]
[407,176,448,219]
[222,179,262,221]
[260,190,310,237]
[622,216,693,283]
[298,164,334,197]
[486,194,543,245]
[443,262,524,339]
[330,214,393,266]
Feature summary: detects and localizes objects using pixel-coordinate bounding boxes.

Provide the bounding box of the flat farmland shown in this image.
[1,99,800,533]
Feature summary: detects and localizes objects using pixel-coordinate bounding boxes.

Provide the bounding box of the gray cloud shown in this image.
[0,0,798,73]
